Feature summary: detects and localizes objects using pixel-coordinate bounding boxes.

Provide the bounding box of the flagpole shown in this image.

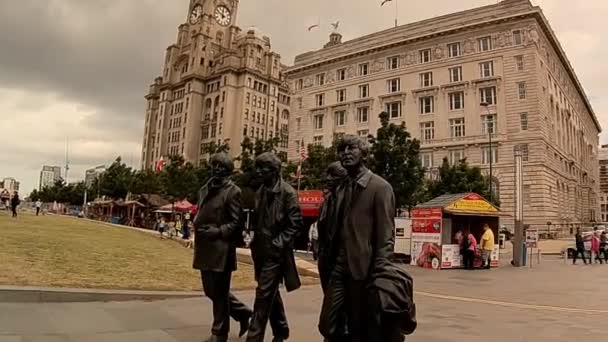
[297,158,302,192]
[395,0,398,27]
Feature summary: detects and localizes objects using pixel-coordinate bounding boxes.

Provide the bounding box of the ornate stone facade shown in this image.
[141,0,290,170]
[285,0,601,233]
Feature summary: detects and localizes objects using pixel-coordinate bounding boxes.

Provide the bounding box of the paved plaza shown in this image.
[2,256,608,341]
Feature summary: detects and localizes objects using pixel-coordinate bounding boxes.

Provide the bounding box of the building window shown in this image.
[420,121,435,141]
[520,112,529,131]
[316,73,325,86]
[244,109,249,120]
[337,69,346,81]
[357,107,369,123]
[313,136,323,145]
[481,146,498,164]
[296,79,303,90]
[315,94,325,107]
[513,30,523,45]
[482,114,497,134]
[419,49,432,63]
[518,82,527,99]
[335,111,346,127]
[359,84,369,98]
[449,92,464,110]
[448,42,461,58]
[449,66,463,83]
[515,55,524,71]
[357,129,369,137]
[386,102,402,119]
[296,118,301,130]
[314,115,324,130]
[420,72,433,87]
[387,56,400,70]
[337,89,346,103]
[480,61,494,78]
[419,96,434,114]
[519,143,529,161]
[449,118,465,138]
[359,63,369,76]
[478,36,492,52]
[420,153,433,168]
[387,78,401,93]
[480,87,497,105]
[449,150,464,165]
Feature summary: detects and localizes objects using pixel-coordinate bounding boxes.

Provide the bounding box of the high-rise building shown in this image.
[141,0,291,170]
[285,0,601,232]
[85,165,106,188]
[0,177,20,194]
[39,165,62,190]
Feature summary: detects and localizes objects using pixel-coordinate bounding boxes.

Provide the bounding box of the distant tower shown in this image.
[324,32,343,48]
[64,138,70,183]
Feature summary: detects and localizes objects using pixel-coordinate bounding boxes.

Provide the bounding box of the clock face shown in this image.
[189,5,203,24]
[214,5,231,26]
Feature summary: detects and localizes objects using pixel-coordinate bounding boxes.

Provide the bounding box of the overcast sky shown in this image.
[1,0,606,195]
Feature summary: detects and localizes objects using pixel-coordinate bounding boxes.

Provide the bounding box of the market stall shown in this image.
[411,193,500,270]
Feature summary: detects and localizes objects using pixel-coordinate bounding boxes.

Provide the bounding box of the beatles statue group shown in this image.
[192,135,416,342]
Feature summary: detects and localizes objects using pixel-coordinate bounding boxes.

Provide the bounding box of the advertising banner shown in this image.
[411,241,441,269]
[411,207,442,269]
[445,193,498,213]
[441,244,462,269]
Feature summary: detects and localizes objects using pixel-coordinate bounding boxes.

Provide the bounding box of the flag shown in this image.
[155,157,166,173]
[299,140,308,161]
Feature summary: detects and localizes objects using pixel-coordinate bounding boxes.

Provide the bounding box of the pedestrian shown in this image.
[462,229,477,270]
[10,192,20,218]
[308,221,319,261]
[158,217,167,239]
[591,231,603,264]
[573,229,587,265]
[35,199,42,216]
[600,231,608,263]
[480,224,495,269]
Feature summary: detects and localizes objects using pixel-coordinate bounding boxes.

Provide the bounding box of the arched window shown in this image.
[282,109,290,121]
[214,96,220,108]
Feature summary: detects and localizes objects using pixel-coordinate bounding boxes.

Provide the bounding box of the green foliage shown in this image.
[295,144,338,190]
[130,169,162,196]
[160,155,199,204]
[427,158,500,206]
[97,157,134,199]
[368,112,426,210]
[32,180,87,205]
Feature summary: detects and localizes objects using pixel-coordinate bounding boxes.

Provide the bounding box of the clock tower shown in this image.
[141,0,290,171]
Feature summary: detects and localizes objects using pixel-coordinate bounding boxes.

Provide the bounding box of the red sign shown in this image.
[411,208,442,219]
[412,217,442,234]
[463,193,482,201]
[298,190,325,217]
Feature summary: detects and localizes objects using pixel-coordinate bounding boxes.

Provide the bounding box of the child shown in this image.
[158,218,167,239]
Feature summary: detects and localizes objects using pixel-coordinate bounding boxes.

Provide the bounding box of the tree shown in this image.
[427,158,500,206]
[294,143,338,190]
[97,157,134,199]
[368,111,425,211]
[131,169,162,196]
[160,155,198,204]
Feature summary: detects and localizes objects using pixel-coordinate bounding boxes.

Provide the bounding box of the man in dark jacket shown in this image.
[573,229,587,265]
[319,135,406,342]
[193,153,252,342]
[246,153,304,342]
[11,192,20,218]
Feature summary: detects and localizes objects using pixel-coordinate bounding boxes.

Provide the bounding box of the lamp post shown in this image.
[481,102,493,203]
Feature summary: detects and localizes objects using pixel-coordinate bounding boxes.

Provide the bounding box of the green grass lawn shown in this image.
[0,211,256,291]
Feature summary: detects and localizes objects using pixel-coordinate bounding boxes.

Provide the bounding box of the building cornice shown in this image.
[284,5,599,132]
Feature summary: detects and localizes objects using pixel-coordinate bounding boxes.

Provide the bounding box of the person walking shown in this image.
[591,231,603,264]
[10,192,20,218]
[600,231,608,263]
[463,229,477,270]
[35,199,42,216]
[573,230,588,265]
[308,221,319,261]
[480,224,495,269]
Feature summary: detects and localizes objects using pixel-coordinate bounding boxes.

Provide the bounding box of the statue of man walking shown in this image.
[246,152,304,342]
[193,153,252,342]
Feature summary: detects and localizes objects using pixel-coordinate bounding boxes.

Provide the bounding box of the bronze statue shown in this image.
[318,136,416,342]
[246,152,304,342]
[193,153,252,342]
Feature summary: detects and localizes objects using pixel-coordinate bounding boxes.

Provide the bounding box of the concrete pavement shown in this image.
[2,257,608,341]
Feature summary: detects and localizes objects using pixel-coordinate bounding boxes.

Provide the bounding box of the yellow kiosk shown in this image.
[411,193,500,270]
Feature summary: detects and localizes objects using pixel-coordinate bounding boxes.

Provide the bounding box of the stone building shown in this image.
[141,0,291,170]
[285,0,601,232]
[599,146,608,222]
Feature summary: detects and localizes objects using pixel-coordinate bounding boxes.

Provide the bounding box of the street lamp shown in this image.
[481,102,493,204]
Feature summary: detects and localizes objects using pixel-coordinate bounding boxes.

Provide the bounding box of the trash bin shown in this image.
[499,234,506,249]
